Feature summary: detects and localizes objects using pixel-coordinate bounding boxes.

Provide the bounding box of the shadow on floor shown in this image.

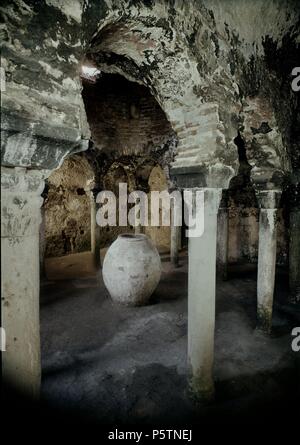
[39,252,300,424]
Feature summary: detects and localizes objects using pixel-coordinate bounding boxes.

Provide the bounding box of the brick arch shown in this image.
[81,13,238,190]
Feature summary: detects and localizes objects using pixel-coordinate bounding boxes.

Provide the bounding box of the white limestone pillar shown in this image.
[188,187,222,401]
[1,167,46,398]
[256,190,281,333]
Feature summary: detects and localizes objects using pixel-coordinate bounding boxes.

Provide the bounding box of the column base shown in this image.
[257,304,273,334]
[188,374,215,404]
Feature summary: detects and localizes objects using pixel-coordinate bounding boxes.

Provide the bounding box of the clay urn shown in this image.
[102,233,161,306]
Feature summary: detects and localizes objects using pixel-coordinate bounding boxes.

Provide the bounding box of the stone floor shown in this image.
[40,250,300,424]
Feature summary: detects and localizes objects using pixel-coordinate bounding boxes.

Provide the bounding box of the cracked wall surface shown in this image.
[2,0,298,188]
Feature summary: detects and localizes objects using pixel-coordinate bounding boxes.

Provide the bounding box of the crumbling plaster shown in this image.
[44,154,95,257]
[2,0,298,188]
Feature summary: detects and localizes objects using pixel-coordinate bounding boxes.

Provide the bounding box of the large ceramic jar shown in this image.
[102,233,161,306]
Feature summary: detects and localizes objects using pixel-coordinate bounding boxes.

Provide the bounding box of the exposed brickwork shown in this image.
[82,73,175,158]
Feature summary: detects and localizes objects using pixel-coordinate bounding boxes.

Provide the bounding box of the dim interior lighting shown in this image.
[81,65,101,81]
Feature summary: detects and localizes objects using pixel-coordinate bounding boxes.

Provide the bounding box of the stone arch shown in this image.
[81,13,239,188]
[102,162,135,194]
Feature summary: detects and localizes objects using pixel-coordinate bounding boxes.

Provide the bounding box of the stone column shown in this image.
[256,190,281,333]
[39,205,46,278]
[188,187,222,401]
[1,167,46,398]
[170,224,180,266]
[289,209,300,303]
[288,172,300,303]
[170,198,181,267]
[89,189,101,267]
[217,191,229,280]
[134,207,143,235]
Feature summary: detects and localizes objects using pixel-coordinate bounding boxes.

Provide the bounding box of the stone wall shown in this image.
[227,207,288,265]
[97,159,172,251]
[44,155,94,257]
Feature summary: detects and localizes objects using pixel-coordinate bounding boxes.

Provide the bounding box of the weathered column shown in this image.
[217,191,229,280]
[288,173,300,303]
[188,187,222,401]
[289,209,300,303]
[256,190,281,333]
[170,198,181,266]
[1,167,46,398]
[89,189,101,267]
[170,224,180,266]
[39,205,46,278]
[134,206,143,235]
[170,101,239,402]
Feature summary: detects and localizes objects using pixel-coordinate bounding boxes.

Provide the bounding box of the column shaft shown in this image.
[256,189,281,333]
[188,187,221,400]
[90,191,96,254]
[1,167,45,398]
[39,205,46,278]
[170,224,180,266]
[90,191,101,266]
[217,207,229,280]
[289,210,300,303]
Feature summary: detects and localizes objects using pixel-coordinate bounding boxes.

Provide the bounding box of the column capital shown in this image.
[183,187,222,214]
[1,167,49,238]
[255,189,282,209]
[1,166,50,193]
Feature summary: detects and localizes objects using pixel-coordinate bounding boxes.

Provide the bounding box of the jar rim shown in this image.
[118,233,148,241]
